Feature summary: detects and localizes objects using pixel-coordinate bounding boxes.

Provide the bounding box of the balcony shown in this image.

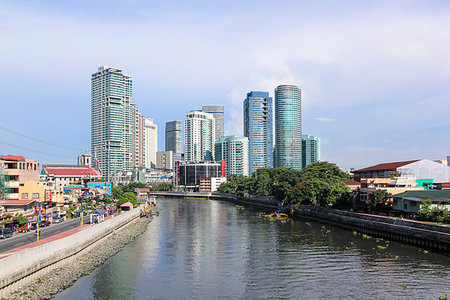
[5,181,19,188]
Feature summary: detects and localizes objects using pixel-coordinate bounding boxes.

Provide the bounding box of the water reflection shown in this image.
[56,198,450,299]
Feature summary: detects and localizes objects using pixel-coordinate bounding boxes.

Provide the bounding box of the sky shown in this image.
[1,0,450,170]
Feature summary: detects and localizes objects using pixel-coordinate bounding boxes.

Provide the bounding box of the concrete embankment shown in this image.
[153,191,450,253]
[0,208,155,300]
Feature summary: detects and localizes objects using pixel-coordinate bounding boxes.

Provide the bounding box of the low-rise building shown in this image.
[392,190,450,214]
[353,159,450,204]
[42,164,101,191]
[199,177,227,192]
[0,155,39,200]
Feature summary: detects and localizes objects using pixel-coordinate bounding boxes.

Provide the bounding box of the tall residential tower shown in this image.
[144,118,158,169]
[91,66,134,179]
[184,111,215,161]
[215,136,249,177]
[274,85,302,170]
[244,91,273,174]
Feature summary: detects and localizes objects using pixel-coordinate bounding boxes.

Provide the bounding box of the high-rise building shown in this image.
[144,118,158,169]
[91,66,134,179]
[202,105,224,138]
[302,135,321,168]
[132,104,145,169]
[215,136,249,177]
[244,91,273,174]
[156,150,173,170]
[165,120,182,153]
[274,85,302,170]
[184,111,215,161]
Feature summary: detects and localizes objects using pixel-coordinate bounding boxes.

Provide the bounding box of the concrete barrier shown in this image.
[0,208,140,294]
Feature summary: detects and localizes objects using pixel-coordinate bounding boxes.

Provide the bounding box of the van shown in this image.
[0,228,13,239]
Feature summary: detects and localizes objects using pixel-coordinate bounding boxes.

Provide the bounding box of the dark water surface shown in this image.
[55,198,450,299]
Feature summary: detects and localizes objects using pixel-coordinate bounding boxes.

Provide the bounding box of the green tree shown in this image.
[370,190,392,212]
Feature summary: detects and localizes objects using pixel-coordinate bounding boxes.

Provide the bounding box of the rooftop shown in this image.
[354,160,420,173]
[1,155,28,162]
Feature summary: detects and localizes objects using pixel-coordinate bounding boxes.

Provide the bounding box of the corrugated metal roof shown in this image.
[354,160,420,173]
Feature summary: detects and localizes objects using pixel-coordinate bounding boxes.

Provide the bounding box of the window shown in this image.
[32,193,39,199]
[22,193,29,199]
[410,201,416,207]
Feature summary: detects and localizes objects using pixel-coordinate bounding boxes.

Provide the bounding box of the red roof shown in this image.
[1,155,28,161]
[120,201,133,207]
[43,165,100,177]
[354,160,420,173]
[0,200,35,206]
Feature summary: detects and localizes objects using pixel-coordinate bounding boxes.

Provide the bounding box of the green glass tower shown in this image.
[274,85,302,170]
[91,66,134,179]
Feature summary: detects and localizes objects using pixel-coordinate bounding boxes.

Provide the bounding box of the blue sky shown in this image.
[1,0,450,170]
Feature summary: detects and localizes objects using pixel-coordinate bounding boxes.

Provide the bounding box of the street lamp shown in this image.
[35,200,40,242]
[80,195,84,226]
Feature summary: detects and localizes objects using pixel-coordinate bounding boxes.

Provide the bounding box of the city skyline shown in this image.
[2,1,450,171]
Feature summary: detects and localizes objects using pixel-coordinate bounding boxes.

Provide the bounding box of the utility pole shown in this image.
[36,200,40,242]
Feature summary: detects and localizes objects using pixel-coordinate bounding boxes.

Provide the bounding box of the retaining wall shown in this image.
[0,209,140,295]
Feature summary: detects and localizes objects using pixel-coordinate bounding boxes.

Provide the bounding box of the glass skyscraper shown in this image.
[274,85,302,170]
[165,120,182,153]
[302,134,321,169]
[202,105,224,138]
[244,91,273,174]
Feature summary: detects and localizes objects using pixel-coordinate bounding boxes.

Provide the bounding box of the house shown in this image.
[392,190,450,214]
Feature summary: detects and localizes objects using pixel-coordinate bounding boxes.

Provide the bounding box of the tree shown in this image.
[370,190,392,212]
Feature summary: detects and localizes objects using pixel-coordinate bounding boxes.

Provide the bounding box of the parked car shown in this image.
[53,217,64,223]
[30,222,37,230]
[0,228,13,239]
[39,220,51,227]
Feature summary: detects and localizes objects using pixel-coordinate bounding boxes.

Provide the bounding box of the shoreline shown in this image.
[1,214,155,300]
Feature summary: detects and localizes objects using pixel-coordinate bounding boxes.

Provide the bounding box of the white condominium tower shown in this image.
[215,136,249,177]
[91,66,148,179]
[184,111,215,161]
[144,118,158,169]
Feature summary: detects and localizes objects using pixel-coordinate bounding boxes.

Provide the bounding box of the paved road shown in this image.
[0,216,89,254]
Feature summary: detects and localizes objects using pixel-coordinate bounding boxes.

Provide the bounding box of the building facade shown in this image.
[132,104,145,169]
[215,136,249,177]
[91,66,134,179]
[176,161,225,190]
[244,91,273,174]
[0,155,39,200]
[274,85,302,170]
[202,105,224,138]
[301,135,321,168]
[156,151,173,170]
[165,120,182,153]
[184,111,216,161]
[144,118,158,169]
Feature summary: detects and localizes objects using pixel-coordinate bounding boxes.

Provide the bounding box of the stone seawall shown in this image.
[0,208,150,299]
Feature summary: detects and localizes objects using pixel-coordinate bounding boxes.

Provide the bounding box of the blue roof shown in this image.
[89,209,106,215]
[137,198,146,203]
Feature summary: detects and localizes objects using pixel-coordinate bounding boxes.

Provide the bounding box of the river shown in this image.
[55,198,450,299]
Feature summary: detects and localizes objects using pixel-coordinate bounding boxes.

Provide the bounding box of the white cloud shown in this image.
[315,117,336,122]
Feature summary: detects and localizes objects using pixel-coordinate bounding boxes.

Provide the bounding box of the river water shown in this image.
[56,198,450,299]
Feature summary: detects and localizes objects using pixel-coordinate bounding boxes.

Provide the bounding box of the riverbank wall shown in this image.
[152,191,450,253]
[0,208,144,298]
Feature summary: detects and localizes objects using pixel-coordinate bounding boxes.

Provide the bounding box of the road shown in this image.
[0,216,89,254]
